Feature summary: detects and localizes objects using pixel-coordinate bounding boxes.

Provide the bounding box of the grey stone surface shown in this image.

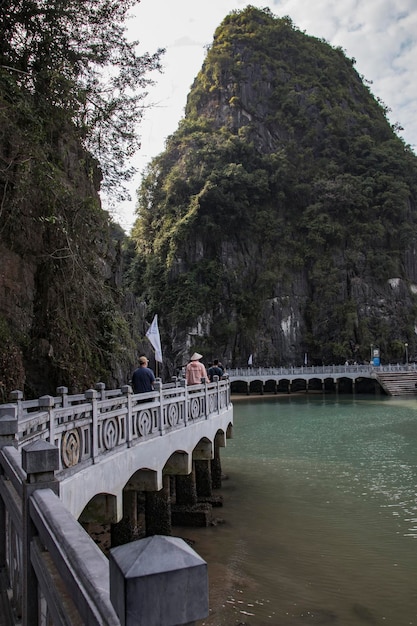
[30,488,120,625]
[0,409,18,436]
[109,535,208,626]
[22,440,59,474]
[39,395,54,408]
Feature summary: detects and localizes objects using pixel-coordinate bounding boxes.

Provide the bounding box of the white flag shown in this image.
[146,314,163,363]
[248,354,253,366]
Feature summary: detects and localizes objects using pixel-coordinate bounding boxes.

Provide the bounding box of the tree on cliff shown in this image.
[0,1,164,398]
[0,0,164,199]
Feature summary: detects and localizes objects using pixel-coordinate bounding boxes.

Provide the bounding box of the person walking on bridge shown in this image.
[186,352,208,385]
[208,359,224,381]
[132,355,155,393]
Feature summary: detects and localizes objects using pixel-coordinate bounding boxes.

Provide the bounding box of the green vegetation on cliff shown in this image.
[131,6,417,369]
[0,0,163,398]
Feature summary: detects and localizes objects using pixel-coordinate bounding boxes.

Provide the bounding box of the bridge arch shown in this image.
[60,413,233,519]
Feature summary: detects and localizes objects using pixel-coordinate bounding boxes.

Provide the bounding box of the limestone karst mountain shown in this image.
[130,6,417,372]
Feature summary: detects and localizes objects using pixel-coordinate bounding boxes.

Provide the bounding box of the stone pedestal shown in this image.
[109,535,208,626]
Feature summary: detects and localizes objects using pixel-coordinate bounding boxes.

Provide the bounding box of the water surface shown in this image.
[177,394,417,626]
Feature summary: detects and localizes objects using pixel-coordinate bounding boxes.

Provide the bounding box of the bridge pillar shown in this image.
[172,465,213,527]
[111,489,139,547]
[211,433,224,489]
[125,489,138,535]
[246,381,250,395]
[145,474,172,536]
[21,440,60,626]
[110,469,164,546]
[195,460,212,498]
[193,440,212,500]
[287,381,291,394]
[306,380,309,393]
[175,470,197,506]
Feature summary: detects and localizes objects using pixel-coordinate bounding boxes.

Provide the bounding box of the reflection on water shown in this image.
[175,394,417,626]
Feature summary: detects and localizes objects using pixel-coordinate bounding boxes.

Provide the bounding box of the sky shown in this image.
[111,0,417,232]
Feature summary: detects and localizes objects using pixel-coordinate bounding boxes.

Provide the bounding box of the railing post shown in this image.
[0,407,18,570]
[56,386,68,408]
[203,378,209,419]
[180,379,188,425]
[95,382,106,400]
[21,440,60,626]
[39,395,55,447]
[0,405,18,448]
[122,385,133,447]
[85,389,99,462]
[9,390,23,421]
[213,376,221,414]
[109,535,208,626]
[154,379,164,435]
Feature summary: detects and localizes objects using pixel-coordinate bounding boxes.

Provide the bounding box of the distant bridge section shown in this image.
[227,363,417,395]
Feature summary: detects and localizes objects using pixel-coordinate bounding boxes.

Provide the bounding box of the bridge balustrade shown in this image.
[227,363,417,378]
[6,377,230,476]
[0,377,231,625]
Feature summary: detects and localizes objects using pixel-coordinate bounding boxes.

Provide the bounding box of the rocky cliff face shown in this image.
[132,7,417,371]
[0,94,143,400]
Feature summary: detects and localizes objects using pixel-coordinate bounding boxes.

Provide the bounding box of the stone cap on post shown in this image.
[109,535,208,626]
[22,440,60,484]
[0,405,18,448]
[0,405,18,433]
[9,390,23,401]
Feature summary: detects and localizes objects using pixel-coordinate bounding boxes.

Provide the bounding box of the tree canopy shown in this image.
[0,0,164,198]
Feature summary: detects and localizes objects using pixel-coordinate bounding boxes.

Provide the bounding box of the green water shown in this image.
[179,394,417,626]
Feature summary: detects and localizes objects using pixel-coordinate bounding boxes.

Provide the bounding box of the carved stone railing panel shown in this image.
[131,402,160,442]
[162,396,186,431]
[3,380,231,479]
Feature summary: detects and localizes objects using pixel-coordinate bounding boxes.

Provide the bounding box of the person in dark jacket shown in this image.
[131,356,155,393]
[208,359,224,382]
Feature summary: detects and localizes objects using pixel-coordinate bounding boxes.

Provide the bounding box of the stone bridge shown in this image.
[226,363,417,395]
[0,377,233,625]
